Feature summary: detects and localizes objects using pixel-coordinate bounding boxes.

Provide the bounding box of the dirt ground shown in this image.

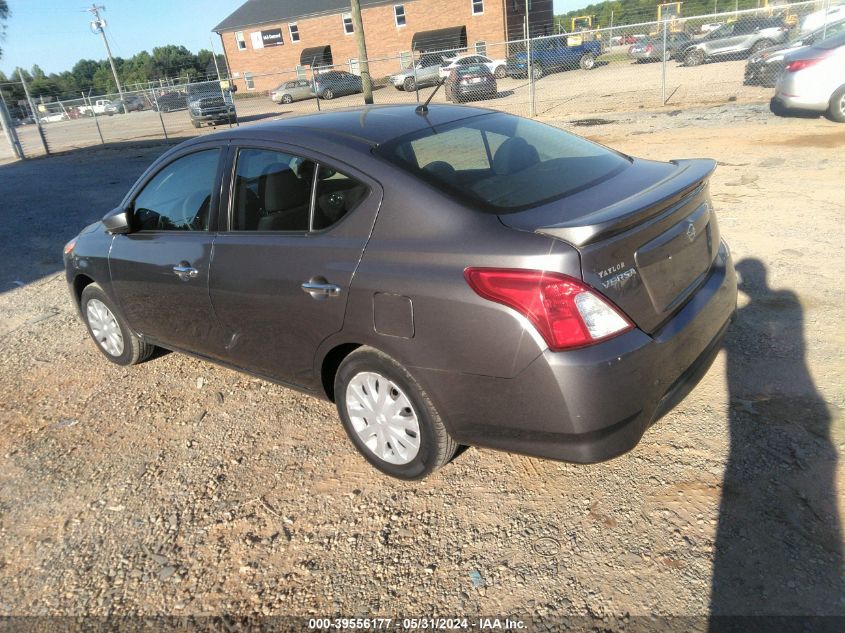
[0,104,843,628]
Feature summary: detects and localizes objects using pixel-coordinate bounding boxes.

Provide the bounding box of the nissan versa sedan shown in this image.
[63,105,737,480]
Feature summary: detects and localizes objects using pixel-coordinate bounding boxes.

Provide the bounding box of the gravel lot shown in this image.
[0,104,843,628]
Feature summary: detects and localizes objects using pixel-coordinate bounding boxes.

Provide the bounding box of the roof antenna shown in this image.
[415,77,446,115]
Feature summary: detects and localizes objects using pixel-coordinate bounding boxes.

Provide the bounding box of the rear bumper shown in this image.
[772,92,828,112]
[415,242,737,464]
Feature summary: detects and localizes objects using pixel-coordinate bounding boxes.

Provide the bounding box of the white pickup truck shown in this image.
[77,99,112,116]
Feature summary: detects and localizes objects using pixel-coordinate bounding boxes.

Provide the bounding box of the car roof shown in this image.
[198,104,496,148]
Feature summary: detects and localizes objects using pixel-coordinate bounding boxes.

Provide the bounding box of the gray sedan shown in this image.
[270,79,315,104]
[63,105,736,479]
[628,32,692,62]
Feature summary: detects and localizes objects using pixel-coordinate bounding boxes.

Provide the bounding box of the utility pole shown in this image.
[86,4,126,112]
[526,0,534,117]
[349,0,373,105]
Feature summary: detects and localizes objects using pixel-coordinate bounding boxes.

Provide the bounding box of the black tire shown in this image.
[826,85,845,123]
[403,77,416,92]
[579,53,596,70]
[749,39,772,56]
[685,48,705,67]
[769,97,788,117]
[494,65,506,79]
[335,347,458,480]
[281,94,293,104]
[322,88,334,100]
[80,283,154,366]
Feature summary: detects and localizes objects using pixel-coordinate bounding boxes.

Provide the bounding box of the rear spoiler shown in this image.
[536,158,716,247]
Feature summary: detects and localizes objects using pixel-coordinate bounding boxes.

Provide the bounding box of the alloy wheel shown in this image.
[345,371,421,465]
[86,299,124,357]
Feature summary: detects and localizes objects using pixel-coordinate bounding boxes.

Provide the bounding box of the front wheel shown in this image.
[80,283,155,366]
[531,64,544,80]
[827,85,845,122]
[579,53,596,70]
[335,347,458,480]
[403,77,416,92]
[685,48,705,67]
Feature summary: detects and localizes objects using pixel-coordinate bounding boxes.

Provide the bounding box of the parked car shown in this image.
[771,30,845,121]
[507,36,602,78]
[105,95,146,115]
[628,32,692,62]
[186,81,236,128]
[389,54,445,91]
[78,99,112,116]
[63,104,736,479]
[39,111,67,123]
[745,18,845,86]
[314,71,363,100]
[677,17,790,66]
[445,64,497,102]
[152,90,188,113]
[270,79,315,104]
[698,22,725,34]
[440,53,508,79]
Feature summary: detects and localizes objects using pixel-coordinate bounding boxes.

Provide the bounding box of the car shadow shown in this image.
[0,139,180,294]
[709,258,843,628]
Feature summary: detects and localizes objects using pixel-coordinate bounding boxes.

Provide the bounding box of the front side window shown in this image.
[289,22,300,42]
[375,113,630,213]
[342,12,354,35]
[472,0,484,15]
[133,149,220,231]
[235,31,246,51]
[395,4,406,27]
[231,149,314,232]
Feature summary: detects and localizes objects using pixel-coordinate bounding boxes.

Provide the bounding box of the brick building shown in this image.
[213,0,553,92]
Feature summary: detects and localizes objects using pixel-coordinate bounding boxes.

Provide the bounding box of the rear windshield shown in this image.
[374,112,630,213]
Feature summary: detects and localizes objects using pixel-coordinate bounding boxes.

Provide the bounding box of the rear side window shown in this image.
[374,113,629,213]
[133,149,220,231]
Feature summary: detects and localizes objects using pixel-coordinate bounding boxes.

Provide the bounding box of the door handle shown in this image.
[301,281,341,298]
[172,264,199,280]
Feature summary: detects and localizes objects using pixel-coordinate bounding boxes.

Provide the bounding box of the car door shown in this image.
[706,22,742,55]
[295,80,313,99]
[108,143,227,356]
[208,143,382,388]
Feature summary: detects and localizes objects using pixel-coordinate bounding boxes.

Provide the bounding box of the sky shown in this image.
[1,0,586,77]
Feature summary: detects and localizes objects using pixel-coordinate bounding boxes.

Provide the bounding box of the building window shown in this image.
[235,31,246,51]
[296,65,306,79]
[245,72,254,90]
[342,12,354,35]
[472,0,484,15]
[394,4,406,27]
[289,22,300,42]
[399,50,413,68]
[249,31,264,49]
[475,41,487,56]
[349,58,360,75]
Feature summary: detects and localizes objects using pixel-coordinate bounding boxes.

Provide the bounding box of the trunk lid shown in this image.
[499,158,720,334]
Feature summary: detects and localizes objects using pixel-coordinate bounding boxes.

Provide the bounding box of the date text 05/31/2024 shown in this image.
[307,617,526,630]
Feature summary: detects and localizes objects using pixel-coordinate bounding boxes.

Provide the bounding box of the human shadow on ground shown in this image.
[709,258,844,631]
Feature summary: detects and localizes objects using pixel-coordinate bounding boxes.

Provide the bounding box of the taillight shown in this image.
[786,57,823,72]
[645,43,654,53]
[63,238,77,255]
[464,268,633,351]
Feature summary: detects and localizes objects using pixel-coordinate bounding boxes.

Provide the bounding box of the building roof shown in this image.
[213,0,392,32]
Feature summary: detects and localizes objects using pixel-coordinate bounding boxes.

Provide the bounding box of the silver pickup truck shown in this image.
[389,53,445,91]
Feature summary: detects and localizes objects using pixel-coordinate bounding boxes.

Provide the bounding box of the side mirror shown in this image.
[102,206,133,234]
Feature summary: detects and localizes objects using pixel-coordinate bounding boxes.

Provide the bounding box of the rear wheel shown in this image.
[335,347,458,480]
[281,94,293,104]
[322,88,334,100]
[827,85,845,122]
[80,283,154,366]
[403,77,416,92]
[749,39,772,56]
[494,65,506,79]
[580,53,596,70]
[685,48,705,67]
[531,64,544,80]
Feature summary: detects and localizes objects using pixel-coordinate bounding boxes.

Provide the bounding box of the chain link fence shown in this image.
[1,0,841,162]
